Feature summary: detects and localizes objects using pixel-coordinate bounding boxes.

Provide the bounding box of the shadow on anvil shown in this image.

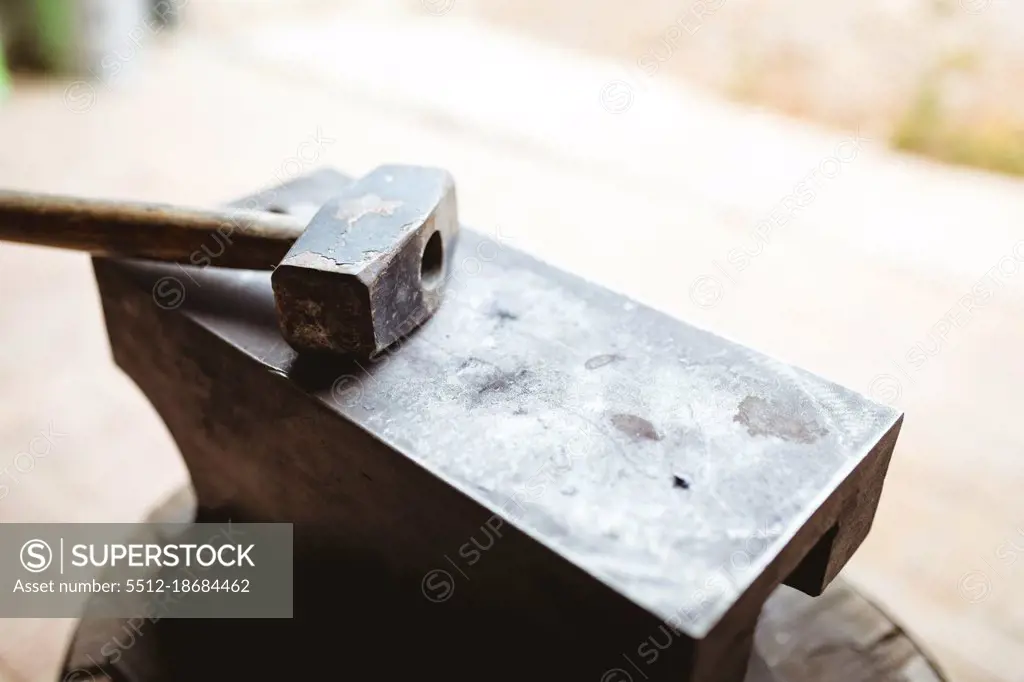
[61,506,758,682]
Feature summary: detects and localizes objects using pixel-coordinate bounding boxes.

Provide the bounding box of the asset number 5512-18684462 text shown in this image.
[125,578,250,593]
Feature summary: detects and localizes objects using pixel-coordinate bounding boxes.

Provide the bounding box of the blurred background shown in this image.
[0,1,1022,680]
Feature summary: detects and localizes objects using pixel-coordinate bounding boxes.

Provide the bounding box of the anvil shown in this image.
[88,168,902,681]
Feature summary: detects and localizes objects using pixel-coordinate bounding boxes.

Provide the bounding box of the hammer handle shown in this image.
[0,190,307,269]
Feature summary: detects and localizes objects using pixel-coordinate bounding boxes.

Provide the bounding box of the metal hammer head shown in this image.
[271,165,458,358]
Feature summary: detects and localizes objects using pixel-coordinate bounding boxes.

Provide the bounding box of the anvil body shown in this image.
[91,168,901,682]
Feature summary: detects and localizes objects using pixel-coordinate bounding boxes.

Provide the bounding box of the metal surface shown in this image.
[272,164,458,356]
[92,168,903,682]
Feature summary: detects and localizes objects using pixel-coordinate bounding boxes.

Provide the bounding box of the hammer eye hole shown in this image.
[420,231,444,289]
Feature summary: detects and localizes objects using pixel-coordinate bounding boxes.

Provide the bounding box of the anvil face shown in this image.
[94,169,901,682]
[323,230,900,630]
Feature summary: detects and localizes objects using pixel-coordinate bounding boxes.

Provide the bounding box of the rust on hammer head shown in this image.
[271,164,459,358]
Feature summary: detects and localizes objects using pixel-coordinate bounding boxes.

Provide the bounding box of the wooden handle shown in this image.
[0,190,308,269]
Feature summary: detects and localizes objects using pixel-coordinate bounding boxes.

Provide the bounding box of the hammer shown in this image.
[0,165,459,358]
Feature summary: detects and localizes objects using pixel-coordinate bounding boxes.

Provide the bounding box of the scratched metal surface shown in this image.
[139,170,900,641]
[280,164,454,274]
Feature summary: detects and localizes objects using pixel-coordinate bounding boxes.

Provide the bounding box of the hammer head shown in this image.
[271,165,458,357]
